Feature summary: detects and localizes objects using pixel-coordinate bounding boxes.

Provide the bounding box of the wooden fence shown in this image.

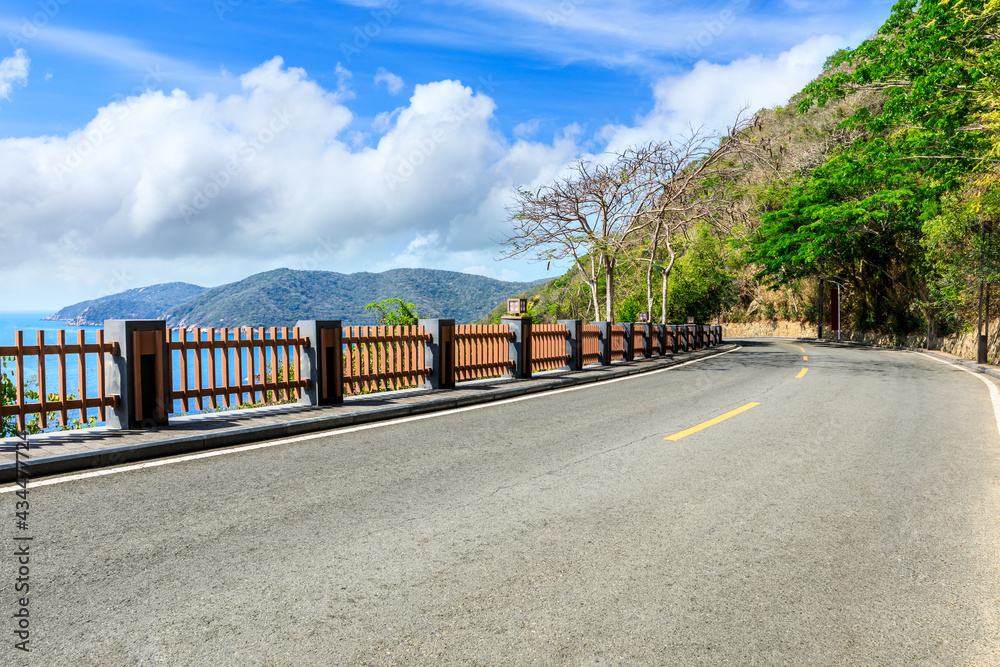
[530,324,570,372]
[2,320,723,432]
[581,325,601,366]
[611,325,627,361]
[454,325,513,381]
[168,327,310,413]
[342,326,432,396]
[632,326,645,357]
[0,330,119,431]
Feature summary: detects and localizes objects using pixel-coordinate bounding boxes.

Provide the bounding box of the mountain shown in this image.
[43,283,209,326]
[47,269,549,327]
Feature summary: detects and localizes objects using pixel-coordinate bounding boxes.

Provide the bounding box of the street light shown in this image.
[507,298,527,315]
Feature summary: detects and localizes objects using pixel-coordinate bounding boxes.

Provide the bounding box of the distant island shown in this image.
[45,268,548,328]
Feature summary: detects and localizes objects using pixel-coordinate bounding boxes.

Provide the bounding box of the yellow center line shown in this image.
[665,402,760,441]
[803,355,808,361]
[796,368,808,378]
[777,342,806,354]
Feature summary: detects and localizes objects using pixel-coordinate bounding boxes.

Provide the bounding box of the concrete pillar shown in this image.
[295,320,343,406]
[593,321,612,366]
[502,316,533,379]
[418,319,456,390]
[640,323,653,358]
[655,325,667,356]
[104,320,171,430]
[620,323,634,362]
[558,320,583,371]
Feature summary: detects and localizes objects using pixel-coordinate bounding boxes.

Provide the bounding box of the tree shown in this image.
[503,148,654,321]
[364,298,419,326]
[631,112,770,323]
[747,0,1000,333]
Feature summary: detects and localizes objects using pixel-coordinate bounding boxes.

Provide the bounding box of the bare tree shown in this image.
[629,113,777,323]
[503,148,653,321]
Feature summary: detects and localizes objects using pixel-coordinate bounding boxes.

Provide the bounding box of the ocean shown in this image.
[0,312,274,429]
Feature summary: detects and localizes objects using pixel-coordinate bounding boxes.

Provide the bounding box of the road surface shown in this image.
[4,340,1000,665]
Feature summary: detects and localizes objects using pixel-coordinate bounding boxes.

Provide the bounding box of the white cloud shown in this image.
[0,49,29,100]
[0,56,578,308]
[374,67,405,94]
[600,34,849,152]
[0,35,849,309]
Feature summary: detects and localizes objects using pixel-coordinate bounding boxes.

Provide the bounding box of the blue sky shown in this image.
[0,0,894,310]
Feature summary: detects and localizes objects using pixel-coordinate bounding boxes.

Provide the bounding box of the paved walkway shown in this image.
[0,345,735,482]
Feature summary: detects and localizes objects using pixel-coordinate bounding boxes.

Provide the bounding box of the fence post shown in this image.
[655,325,667,356]
[502,316,533,379]
[592,322,612,366]
[558,320,583,371]
[418,319,456,390]
[104,320,171,430]
[640,323,653,358]
[716,325,723,345]
[295,320,343,406]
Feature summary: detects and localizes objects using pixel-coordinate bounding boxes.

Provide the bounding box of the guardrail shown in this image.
[454,325,513,381]
[0,330,119,432]
[168,326,310,413]
[1,319,722,433]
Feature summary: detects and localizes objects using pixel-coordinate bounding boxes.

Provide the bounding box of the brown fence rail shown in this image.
[610,325,626,361]
[169,327,310,412]
[650,326,662,355]
[632,327,644,356]
[0,330,119,431]
[582,325,601,366]
[454,325,513,381]
[343,326,432,396]
[530,324,570,372]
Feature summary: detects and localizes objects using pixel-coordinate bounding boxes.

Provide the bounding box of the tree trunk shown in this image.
[660,248,676,325]
[603,256,615,322]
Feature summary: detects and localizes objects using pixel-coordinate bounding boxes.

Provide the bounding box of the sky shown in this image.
[0,0,895,310]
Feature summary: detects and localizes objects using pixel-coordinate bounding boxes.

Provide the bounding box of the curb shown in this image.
[0,344,737,483]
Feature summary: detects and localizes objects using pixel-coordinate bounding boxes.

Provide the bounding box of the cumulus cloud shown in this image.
[0,36,845,308]
[0,56,580,307]
[0,49,30,100]
[600,34,849,152]
[374,67,405,94]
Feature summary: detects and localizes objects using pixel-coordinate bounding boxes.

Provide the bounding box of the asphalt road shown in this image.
[4,340,1000,665]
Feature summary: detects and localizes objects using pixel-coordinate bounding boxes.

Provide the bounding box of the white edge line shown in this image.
[0,346,743,492]
[917,352,1000,437]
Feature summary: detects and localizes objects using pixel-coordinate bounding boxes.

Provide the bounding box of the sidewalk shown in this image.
[0,345,737,483]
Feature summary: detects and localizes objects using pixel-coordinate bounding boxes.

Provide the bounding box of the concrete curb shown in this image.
[735,335,1000,382]
[0,344,737,483]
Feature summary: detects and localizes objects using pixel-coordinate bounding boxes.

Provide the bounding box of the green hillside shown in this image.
[48,269,547,328]
[44,283,209,326]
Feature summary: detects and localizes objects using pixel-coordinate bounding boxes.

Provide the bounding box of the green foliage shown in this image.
[1,358,16,437]
[364,298,419,326]
[615,297,643,323]
[665,225,737,323]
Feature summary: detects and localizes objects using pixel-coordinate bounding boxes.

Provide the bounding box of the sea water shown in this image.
[0,312,291,429]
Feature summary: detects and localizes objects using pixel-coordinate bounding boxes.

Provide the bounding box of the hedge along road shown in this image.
[5,340,1000,665]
